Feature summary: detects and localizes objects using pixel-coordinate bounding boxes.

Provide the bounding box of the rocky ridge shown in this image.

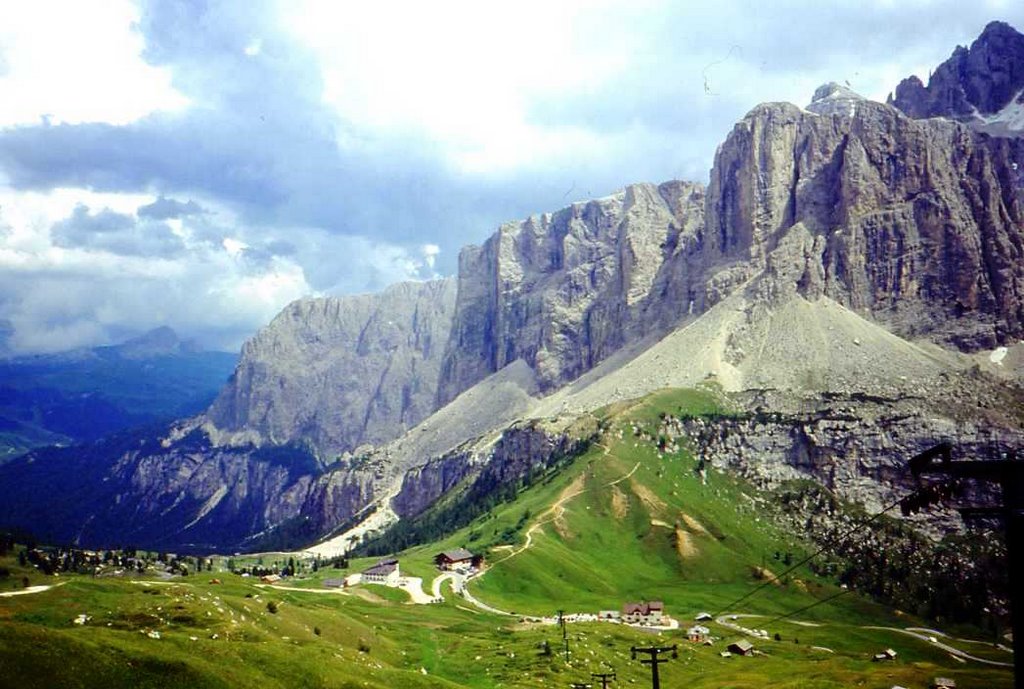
[435,180,707,405]
[889,21,1024,126]
[211,74,1024,457]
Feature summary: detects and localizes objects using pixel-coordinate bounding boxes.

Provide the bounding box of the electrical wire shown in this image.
[764,588,853,625]
[710,491,908,619]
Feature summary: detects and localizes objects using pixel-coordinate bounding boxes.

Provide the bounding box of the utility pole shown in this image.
[558,609,570,662]
[630,645,677,689]
[902,443,1023,689]
[591,671,616,688]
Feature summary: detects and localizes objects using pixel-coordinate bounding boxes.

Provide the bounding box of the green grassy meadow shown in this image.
[0,388,1013,687]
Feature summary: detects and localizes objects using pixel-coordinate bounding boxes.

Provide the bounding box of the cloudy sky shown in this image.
[0,0,1020,354]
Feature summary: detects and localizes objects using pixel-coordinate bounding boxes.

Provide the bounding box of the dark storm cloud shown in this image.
[0,0,642,276]
[137,195,206,219]
[50,203,185,258]
[0,0,482,243]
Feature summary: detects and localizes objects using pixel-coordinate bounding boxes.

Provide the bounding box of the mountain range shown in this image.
[0,21,1022,554]
[0,327,237,461]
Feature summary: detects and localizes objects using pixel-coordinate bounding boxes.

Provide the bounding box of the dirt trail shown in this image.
[459,449,641,615]
[862,626,1013,667]
[493,473,588,566]
[0,583,65,598]
[492,449,640,567]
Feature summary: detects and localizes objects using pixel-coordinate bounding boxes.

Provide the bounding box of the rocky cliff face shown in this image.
[437,69,1024,414]
[0,426,384,552]
[436,181,706,404]
[889,21,1024,122]
[390,421,587,520]
[206,278,456,457]
[665,389,1020,534]
[706,86,1024,349]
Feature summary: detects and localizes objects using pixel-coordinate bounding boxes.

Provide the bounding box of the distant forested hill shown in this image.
[0,327,236,460]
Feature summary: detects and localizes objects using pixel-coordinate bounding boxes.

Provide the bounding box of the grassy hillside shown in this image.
[0,388,1013,687]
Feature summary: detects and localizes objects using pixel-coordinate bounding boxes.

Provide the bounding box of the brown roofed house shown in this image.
[435,548,478,571]
[622,600,666,625]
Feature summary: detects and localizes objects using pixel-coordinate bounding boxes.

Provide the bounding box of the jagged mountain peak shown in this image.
[889,20,1024,126]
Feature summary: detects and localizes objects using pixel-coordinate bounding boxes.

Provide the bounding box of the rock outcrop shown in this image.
[436,181,706,404]
[889,21,1024,122]
[706,92,1024,349]
[668,390,1021,535]
[206,278,457,457]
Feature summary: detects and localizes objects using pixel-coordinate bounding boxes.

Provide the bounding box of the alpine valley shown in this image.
[1,20,1023,689]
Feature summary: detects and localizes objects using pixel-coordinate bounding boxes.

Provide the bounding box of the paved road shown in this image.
[862,626,1013,667]
[714,613,1011,668]
[397,577,434,604]
[431,572,456,599]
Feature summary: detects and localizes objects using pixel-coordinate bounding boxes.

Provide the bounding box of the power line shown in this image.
[714,444,970,635]
[711,491,907,618]
[764,588,852,625]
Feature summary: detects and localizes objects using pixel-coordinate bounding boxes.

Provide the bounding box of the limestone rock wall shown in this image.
[706,95,1024,348]
[206,278,457,457]
[436,181,706,405]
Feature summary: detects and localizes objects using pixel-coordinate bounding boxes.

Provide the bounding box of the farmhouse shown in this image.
[727,640,754,656]
[687,625,710,642]
[622,600,665,625]
[260,574,281,584]
[872,648,898,662]
[435,548,479,571]
[362,558,400,585]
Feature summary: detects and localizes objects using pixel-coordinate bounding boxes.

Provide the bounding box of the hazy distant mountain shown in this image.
[0,327,237,460]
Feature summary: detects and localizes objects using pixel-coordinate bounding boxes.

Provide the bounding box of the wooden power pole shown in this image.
[630,645,677,689]
[903,443,1023,689]
[591,671,616,688]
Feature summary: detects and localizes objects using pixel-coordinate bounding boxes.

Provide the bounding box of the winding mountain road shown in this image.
[715,614,1012,668]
